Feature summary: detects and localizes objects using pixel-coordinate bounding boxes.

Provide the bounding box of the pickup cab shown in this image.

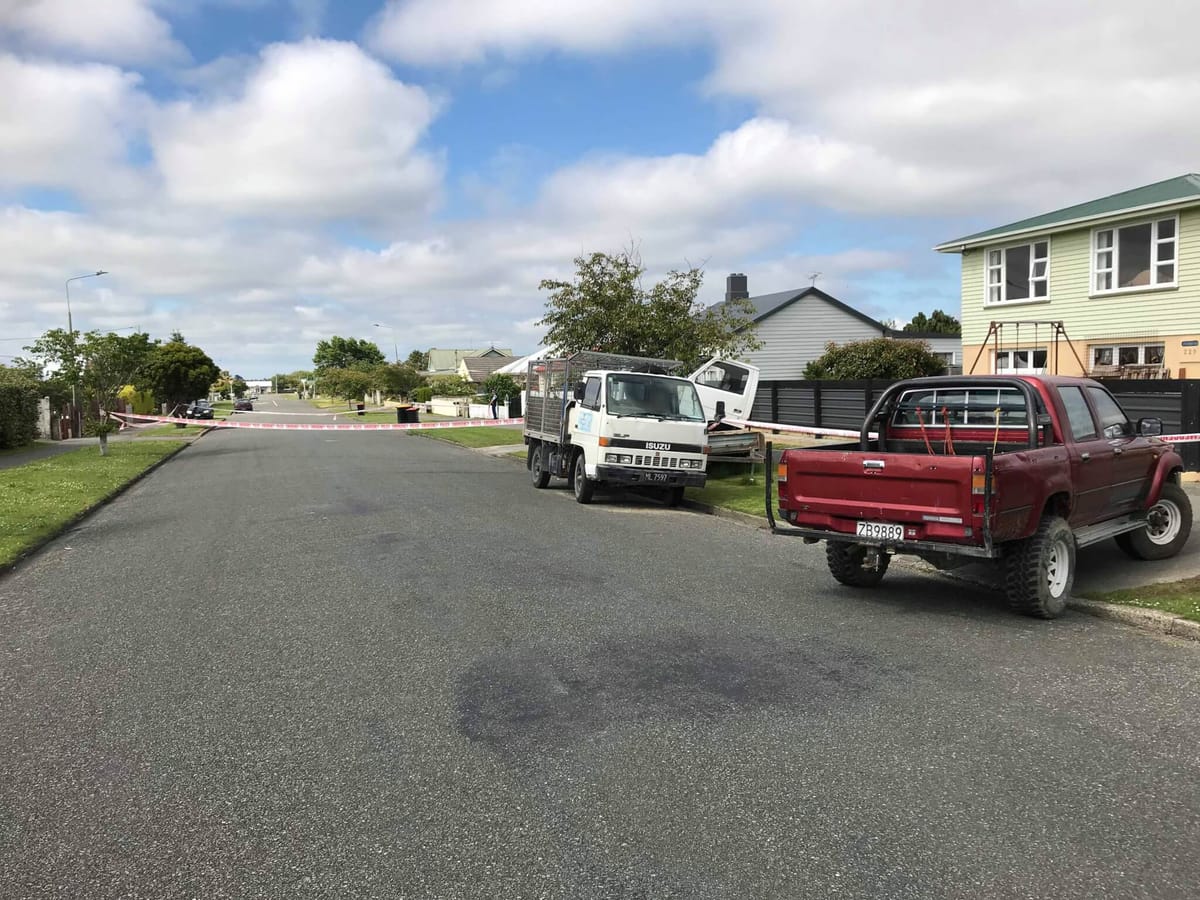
[768,375,1192,618]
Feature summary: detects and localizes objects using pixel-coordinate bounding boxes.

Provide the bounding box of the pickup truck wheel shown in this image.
[1005,516,1074,619]
[572,452,595,504]
[1115,482,1192,561]
[529,443,550,489]
[826,542,890,587]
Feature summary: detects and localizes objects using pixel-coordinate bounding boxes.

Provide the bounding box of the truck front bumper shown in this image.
[596,464,706,489]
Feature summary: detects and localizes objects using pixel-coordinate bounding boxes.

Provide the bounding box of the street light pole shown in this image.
[373,323,398,364]
[64,270,108,438]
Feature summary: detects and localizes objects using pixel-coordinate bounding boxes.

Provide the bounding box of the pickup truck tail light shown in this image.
[776,462,787,483]
[971,472,987,517]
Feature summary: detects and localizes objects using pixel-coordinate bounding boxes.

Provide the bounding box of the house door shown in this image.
[994,348,1047,375]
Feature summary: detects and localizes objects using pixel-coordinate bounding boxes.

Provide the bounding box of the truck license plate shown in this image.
[856,521,905,541]
[645,473,670,483]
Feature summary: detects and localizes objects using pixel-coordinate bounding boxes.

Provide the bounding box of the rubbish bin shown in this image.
[507,395,522,418]
[401,406,420,424]
[357,402,365,416]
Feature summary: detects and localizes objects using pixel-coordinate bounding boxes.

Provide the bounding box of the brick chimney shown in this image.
[725,273,749,302]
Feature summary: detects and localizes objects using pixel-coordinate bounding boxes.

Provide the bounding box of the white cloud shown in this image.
[0,0,186,63]
[152,39,443,222]
[0,54,148,198]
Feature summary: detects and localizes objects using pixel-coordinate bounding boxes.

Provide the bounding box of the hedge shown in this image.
[0,373,41,449]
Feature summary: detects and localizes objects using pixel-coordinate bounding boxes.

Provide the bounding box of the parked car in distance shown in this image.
[185,401,215,419]
[234,398,254,411]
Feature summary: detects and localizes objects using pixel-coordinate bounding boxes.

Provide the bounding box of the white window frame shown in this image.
[1088,342,1166,371]
[984,240,1050,305]
[1091,215,1178,295]
[993,347,1047,375]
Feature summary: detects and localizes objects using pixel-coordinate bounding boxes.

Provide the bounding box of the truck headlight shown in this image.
[605,453,633,464]
[678,459,702,469]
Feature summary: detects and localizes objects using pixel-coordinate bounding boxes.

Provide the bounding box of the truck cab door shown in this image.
[688,358,759,423]
[1086,385,1158,512]
[1056,384,1113,525]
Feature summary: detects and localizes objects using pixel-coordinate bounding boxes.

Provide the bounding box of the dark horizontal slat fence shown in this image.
[753,378,1200,471]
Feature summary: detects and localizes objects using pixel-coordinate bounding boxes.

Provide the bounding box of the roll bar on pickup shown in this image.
[859,377,1047,453]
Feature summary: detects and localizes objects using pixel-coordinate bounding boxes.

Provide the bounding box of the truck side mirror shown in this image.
[572,382,585,401]
[1138,417,1163,437]
[714,400,726,420]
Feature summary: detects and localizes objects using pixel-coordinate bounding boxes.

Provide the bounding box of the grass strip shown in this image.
[133,424,208,437]
[0,442,186,568]
[416,426,526,448]
[686,466,768,519]
[1084,578,1200,623]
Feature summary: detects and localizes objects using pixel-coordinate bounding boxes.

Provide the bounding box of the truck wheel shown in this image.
[529,443,550,489]
[826,543,890,587]
[572,452,595,504]
[1115,482,1192,560]
[1004,515,1074,619]
[664,486,685,507]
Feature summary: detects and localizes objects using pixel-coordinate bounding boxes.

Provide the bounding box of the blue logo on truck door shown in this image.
[577,411,594,433]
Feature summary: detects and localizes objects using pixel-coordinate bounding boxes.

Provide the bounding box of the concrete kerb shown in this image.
[0,437,201,577]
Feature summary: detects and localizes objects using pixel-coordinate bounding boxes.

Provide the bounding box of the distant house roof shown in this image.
[426,347,514,373]
[460,355,513,382]
[724,285,892,331]
[935,174,1200,252]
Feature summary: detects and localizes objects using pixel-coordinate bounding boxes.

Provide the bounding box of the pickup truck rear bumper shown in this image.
[596,464,706,488]
[768,520,1001,559]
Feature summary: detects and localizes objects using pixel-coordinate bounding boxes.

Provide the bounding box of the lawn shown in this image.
[685,463,770,518]
[1084,578,1200,623]
[416,426,526,448]
[0,442,186,568]
[132,424,208,437]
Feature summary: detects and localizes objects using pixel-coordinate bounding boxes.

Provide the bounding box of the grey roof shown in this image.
[721,285,890,331]
[461,356,513,382]
[936,173,1200,251]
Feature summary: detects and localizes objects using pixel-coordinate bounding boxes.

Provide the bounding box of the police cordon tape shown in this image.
[720,416,1200,444]
[110,412,525,432]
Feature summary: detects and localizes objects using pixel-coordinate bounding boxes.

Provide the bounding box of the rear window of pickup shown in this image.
[891,386,1044,429]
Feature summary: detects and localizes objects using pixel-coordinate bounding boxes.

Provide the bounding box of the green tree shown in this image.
[427,374,475,397]
[232,376,248,399]
[136,339,221,414]
[538,250,761,370]
[804,338,948,380]
[0,365,41,449]
[79,331,157,453]
[903,310,961,335]
[313,336,386,372]
[22,328,80,408]
[377,363,425,399]
[481,373,520,403]
[405,350,429,371]
[321,367,374,401]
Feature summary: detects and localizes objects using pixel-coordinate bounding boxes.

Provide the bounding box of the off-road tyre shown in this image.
[529,443,550,489]
[826,542,890,587]
[572,452,595,504]
[1004,515,1075,619]
[1114,482,1192,561]
[664,486,685,508]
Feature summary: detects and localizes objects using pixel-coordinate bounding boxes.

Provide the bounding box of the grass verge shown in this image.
[0,442,186,569]
[1084,578,1200,623]
[133,424,208,437]
[686,464,769,518]
[416,426,525,448]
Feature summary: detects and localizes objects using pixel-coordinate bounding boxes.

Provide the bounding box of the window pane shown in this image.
[988,286,1000,303]
[1033,350,1048,368]
[1158,218,1176,239]
[1033,260,1047,277]
[988,250,1001,266]
[1088,387,1129,432]
[1145,345,1165,364]
[1118,346,1139,365]
[996,353,1010,370]
[1034,281,1048,297]
[1117,223,1152,288]
[1058,386,1097,440]
[1097,250,1112,268]
[1006,245,1030,299]
[1096,230,1113,249]
[988,267,1001,284]
[1096,272,1112,291]
[1093,347,1113,366]
[1034,241,1048,258]
[1156,241,1174,261]
[1013,350,1029,368]
[1157,264,1175,283]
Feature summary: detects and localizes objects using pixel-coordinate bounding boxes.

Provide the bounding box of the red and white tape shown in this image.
[110,412,524,432]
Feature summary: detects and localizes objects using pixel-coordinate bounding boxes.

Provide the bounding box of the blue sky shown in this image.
[2,0,1197,376]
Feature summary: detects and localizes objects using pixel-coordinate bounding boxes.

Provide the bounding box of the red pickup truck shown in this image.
[768,375,1192,618]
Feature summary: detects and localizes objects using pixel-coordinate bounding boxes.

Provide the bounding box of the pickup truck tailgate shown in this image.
[779,449,981,543]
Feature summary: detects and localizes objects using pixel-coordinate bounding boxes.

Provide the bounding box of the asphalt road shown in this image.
[2,399,1198,899]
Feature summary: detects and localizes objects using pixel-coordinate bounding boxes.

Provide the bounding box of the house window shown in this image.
[994,348,1047,374]
[1089,343,1165,371]
[1093,216,1177,292]
[987,240,1049,303]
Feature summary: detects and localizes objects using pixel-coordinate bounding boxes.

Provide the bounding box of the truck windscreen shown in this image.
[606,374,705,420]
